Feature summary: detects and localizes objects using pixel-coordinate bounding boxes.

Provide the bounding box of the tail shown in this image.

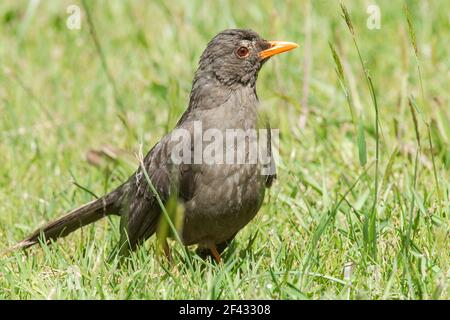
[12,187,124,251]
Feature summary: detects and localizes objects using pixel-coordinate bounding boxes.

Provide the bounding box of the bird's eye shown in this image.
[236,46,249,58]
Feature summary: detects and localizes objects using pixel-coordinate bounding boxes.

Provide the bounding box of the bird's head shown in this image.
[196,29,299,87]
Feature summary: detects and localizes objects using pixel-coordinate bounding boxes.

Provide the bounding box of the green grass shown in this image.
[0,0,449,299]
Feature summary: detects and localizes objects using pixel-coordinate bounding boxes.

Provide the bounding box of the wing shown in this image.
[264,120,277,188]
[117,137,173,254]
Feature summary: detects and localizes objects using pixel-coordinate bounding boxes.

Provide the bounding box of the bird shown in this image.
[13,29,299,262]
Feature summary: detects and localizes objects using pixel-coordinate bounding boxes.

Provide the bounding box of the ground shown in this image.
[0,0,448,299]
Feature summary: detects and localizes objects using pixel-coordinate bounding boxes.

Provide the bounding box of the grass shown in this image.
[0,0,449,299]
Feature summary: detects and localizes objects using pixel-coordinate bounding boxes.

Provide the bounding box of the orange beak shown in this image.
[259,41,299,60]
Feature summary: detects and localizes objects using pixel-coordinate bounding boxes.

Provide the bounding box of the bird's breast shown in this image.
[174,86,266,246]
[181,162,266,246]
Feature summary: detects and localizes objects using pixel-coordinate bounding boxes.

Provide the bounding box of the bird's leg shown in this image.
[156,237,173,263]
[197,234,236,261]
[163,239,173,263]
[209,244,222,263]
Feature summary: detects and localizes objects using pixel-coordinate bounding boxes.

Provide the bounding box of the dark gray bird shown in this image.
[13,29,298,262]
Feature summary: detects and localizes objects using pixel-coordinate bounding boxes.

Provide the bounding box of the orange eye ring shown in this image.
[236,46,249,58]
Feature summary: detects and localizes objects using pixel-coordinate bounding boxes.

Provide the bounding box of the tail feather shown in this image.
[12,188,123,251]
